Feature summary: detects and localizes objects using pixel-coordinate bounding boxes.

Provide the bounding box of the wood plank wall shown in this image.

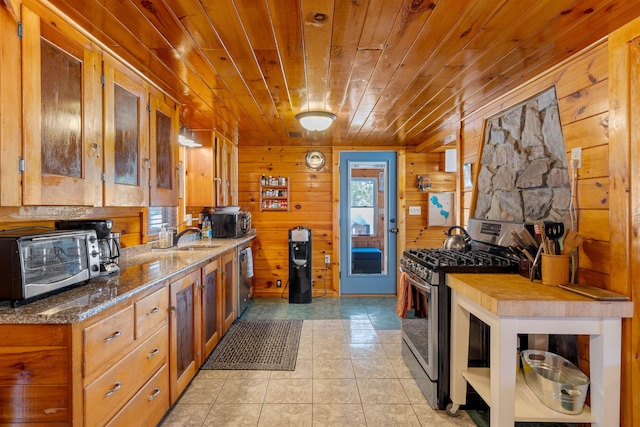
[459,39,609,389]
[237,146,334,297]
[404,149,454,249]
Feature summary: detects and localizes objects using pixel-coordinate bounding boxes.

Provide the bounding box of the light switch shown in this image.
[409,206,421,215]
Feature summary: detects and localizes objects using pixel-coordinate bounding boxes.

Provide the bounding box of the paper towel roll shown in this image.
[244,247,254,278]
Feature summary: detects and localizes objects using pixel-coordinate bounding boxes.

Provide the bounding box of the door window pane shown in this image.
[156,111,172,190]
[41,39,82,178]
[114,84,139,185]
[351,178,375,235]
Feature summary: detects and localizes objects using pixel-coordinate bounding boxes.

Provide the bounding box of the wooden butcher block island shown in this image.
[446,273,633,427]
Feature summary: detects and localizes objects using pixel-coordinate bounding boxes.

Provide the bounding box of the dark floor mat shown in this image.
[201,319,303,371]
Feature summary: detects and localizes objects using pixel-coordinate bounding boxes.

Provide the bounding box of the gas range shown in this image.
[399,219,524,410]
[400,248,517,285]
[400,218,523,285]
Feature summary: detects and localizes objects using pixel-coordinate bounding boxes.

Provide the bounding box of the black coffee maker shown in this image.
[55,219,120,275]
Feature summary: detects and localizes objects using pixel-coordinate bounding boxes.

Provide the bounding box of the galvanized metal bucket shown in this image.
[521,349,590,415]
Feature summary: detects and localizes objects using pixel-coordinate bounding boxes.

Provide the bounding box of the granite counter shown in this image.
[0,234,255,324]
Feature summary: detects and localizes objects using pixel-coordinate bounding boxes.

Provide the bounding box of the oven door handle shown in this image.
[403,271,433,294]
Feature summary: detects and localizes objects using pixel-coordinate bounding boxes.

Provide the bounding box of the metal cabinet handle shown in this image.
[147,348,159,359]
[105,381,122,397]
[103,330,122,342]
[147,307,159,315]
[148,388,161,401]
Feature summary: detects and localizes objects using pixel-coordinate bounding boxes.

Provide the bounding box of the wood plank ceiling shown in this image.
[45,0,640,148]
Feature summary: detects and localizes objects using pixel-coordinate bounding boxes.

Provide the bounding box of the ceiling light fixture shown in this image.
[295,111,337,132]
[178,125,202,147]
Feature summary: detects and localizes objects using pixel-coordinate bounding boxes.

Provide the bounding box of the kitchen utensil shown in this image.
[543,222,565,255]
[443,226,471,251]
[562,231,583,254]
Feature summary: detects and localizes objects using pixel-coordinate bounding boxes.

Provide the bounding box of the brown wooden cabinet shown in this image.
[102,56,150,207]
[221,250,237,334]
[82,284,169,426]
[0,324,71,424]
[185,133,215,208]
[216,134,238,207]
[201,258,222,359]
[150,90,179,207]
[21,2,102,206]
[168,269,201,403]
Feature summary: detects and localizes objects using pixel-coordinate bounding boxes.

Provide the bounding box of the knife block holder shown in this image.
[541,254,570,286]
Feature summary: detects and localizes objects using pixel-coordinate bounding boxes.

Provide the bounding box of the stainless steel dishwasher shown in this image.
[237,241,253,315]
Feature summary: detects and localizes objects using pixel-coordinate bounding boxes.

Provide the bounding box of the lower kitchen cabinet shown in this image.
[0,245,248,425]
[168,269,202,403]
[0,324,71,424]
[221,250,237,334]
[202,258,222,359]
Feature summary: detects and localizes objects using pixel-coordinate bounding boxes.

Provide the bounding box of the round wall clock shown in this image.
[305,150,326,170]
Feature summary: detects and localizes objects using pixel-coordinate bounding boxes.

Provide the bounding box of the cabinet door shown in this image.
[201,259,221,359]
[215,135,238,206]
[221,250,237,334]
[21,4,102,206]
[103,58,149,206]
[185,134,215,207]
[0,6,21,206]
[168,270,201,403]
[149,92,178,206]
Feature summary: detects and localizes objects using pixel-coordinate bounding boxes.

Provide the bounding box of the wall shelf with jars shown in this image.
[260,175,289,211]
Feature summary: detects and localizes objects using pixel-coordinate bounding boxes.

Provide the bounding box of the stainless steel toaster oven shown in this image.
[0,229,100,305]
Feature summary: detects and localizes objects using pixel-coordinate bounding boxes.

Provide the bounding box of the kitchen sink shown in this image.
[174,245,221,251]
[152,245,221,252]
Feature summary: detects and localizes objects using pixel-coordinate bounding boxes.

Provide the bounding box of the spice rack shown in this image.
[260,175,289,211]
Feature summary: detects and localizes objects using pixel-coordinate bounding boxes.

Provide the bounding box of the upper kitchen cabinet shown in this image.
[216,134,238,207]
[149,90,178,207]
[21,2,102,206]
[102,57,149,206]
[0,7,21,206]
[185,131,215,208]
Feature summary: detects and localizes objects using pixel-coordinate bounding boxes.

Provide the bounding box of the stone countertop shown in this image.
[0,234,255,325]
[446,273,634,318]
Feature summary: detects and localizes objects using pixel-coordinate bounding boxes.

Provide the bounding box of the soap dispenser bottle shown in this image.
[159,224,169,248]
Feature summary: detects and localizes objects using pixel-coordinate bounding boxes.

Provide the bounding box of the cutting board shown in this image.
[559,283,629,301]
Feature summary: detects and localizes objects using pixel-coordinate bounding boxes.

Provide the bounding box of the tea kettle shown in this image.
[443,226,472,251]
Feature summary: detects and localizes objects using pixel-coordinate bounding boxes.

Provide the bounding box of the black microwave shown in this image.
[0,229,101,305]
[209,212,251,238]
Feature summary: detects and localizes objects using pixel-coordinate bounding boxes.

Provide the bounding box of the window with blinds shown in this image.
[148,206,178,239]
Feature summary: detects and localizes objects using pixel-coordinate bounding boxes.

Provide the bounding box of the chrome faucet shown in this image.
[171,227,202,246]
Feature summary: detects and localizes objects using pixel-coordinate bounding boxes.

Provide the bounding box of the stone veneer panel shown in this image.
[474,86,570,223]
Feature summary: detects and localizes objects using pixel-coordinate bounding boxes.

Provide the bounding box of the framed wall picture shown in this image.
[463,163,472,189]
[428,192,455,226]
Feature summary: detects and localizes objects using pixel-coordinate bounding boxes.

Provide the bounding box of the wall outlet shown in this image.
[276,279,282,288]
[571,147,582,169]
[409,206,421,215]
[325,255,330,264]
[184,213,192,226]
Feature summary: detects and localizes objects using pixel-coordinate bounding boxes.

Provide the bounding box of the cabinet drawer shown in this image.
[105,364,169,427]
[84,326,168,427]
[135,287,168,339]
[84,305,134,377]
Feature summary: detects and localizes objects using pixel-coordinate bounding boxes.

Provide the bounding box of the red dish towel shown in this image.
[395,272,413,318]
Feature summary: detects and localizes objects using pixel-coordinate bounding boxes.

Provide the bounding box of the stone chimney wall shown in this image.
[474,86,570,223]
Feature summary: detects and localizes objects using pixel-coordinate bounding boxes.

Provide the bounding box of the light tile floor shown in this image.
[158,297,477,427]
